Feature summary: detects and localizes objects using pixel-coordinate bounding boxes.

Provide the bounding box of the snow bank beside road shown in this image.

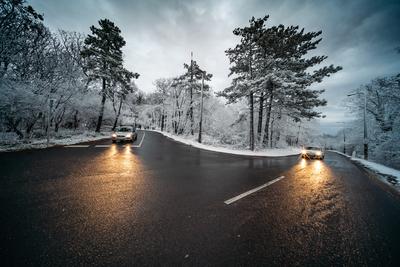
[330,150,400,191]
[0,131,110,152]
[151,130,300,157]
[352,158,400,188]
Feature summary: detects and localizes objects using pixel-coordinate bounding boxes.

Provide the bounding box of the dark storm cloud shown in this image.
[30,0,400,133]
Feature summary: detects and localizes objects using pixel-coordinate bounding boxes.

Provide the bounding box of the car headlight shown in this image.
[112,133,117,138]
[316,151,321,156]
[301,149,306,154]
[126,133,132,138]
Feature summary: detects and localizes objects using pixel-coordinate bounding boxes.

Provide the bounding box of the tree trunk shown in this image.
[248,46,254,151]
[190,56,194,135]
[249,92,254,151]
[257,92,264,140]
[173,110,178,134]
[190,87,193,135]
[73,110,79,130]
[25,112,41,135]
[269,114,275,148]
[112,97,123,131]
[54,107,66,133]
[161,112,165,131]
[296,124,301,145]
[7,117,23,139]
[26,122,35,135]
[178,110,183,134]
[95,78,107,133]
[263,83,273,146]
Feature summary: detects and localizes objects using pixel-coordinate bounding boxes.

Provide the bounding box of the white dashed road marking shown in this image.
[64,132,145,148]
[224,176,285,205]
[132,132,146,148]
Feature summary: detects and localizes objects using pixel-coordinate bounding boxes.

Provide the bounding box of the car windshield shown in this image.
[305,146,321,150]
[116,127,132,132]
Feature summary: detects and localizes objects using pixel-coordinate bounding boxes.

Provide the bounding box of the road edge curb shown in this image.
[332,151,400,198]
[147,130,300,159]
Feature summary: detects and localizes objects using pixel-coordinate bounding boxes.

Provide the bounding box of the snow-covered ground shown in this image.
[150,130,300,157]
[352,158,400,188]
[0,131,110,152]
[330,150,400,191]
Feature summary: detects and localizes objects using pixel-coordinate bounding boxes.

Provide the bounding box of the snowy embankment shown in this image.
[330,150,400,191]
[150,130,300,157]
[0,131,110,152]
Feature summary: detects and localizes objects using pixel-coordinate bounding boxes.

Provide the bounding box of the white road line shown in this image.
[224,176,285,205]
[94,145,111,147]
[131,132,146,148]
[64,145,90,148]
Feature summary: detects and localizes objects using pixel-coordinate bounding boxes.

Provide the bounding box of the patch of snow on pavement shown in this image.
[150,130,300,157]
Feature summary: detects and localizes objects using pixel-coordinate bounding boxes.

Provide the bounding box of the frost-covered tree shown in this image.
[220,16,266,150]
[220,15,342,149]
[111,73,138,130]
[181,59,212,135]
[1,1,60,138]
[347,74,400,168]
[154,78,173,131]
[0,0,45,78]
[1,1,113,139]
[81,19,138,132]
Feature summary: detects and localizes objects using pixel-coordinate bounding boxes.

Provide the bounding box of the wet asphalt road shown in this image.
[1,130,400,266]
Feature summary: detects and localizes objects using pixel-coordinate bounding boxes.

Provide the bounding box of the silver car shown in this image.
[112,126,137,143]
[301,146,325,160]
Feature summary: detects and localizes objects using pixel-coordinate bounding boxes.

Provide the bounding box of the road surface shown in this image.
[1,130,399,266]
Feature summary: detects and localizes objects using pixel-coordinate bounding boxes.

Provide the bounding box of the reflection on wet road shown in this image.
[0,131,399,266]
[228,154,400,266]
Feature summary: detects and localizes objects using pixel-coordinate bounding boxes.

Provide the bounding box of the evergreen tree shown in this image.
[220,15,342,149]
[181,59,212,135]
[81,19,138,132]
[255,24,342,145]
[219,16,267,150]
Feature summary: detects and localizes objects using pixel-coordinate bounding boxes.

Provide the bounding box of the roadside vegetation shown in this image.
[136,16,342,151]
[0,0,139,147]
[325,63,400,169]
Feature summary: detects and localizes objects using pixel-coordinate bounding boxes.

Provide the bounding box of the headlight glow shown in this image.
[316,151,322,156]
[302,149,306,154]
[126,133,132,138]
[112,133,117,138]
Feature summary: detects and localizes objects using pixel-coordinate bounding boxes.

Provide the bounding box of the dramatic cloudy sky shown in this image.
[30,0,400,134]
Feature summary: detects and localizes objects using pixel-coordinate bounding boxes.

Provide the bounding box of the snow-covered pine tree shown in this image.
[181,60,212,135]
[219,16,268,151]
[252,22,342,146]
[81,19,138,132]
